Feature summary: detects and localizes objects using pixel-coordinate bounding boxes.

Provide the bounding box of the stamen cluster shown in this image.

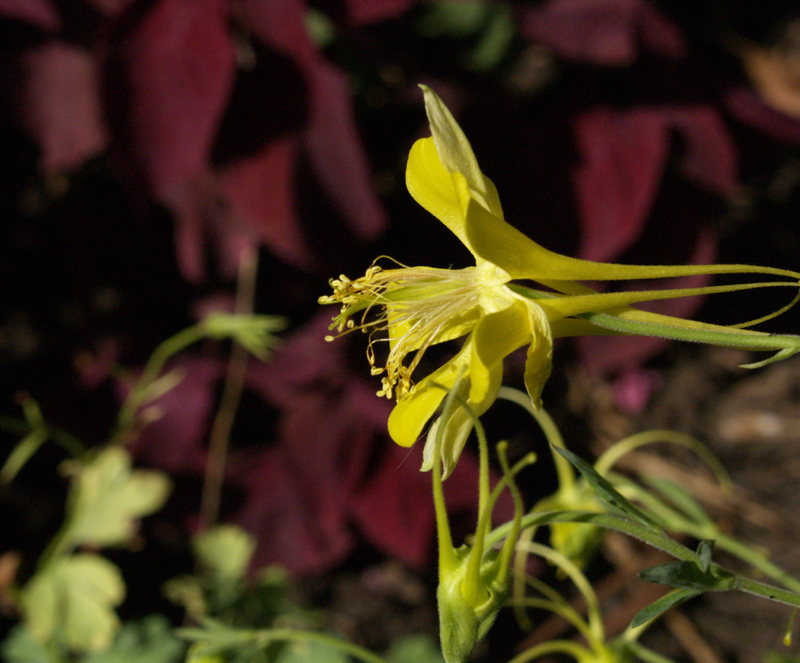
[320,262,483,400]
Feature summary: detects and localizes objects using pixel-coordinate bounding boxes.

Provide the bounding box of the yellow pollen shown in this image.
[319,261,485,400]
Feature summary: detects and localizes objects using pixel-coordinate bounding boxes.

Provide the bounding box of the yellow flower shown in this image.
[321,86,800,477]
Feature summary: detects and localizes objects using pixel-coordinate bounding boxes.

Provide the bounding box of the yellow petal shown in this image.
[522,302,553,409]
[468,301,532,404]
[406,137,469,247]
[387,344,470,447]
[406,138,504,256]
[463,194,800,283]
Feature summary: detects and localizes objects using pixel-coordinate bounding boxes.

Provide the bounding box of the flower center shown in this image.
[320,261,489,400]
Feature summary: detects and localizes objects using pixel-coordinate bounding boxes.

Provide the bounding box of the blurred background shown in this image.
[2,1,800,661]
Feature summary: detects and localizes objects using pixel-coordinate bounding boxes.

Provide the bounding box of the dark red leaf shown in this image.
[521,0,684,66]
[304,61,387,240]
[0,0,59,30]
[344,0,420,26]
[119,0,236,196]
[573,107,668,262]
[218,135,314,270]
[244,0,387,240]
[127,357,223,474]
[573,106,736,262]
[724,86,800,144]
[19,43,108,173]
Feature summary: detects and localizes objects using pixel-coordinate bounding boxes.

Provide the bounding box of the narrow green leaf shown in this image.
[644,476,714,527]
[552,446,662,532]
[697,540,714,574]
[630,588,701,628]
[640,559,734,592]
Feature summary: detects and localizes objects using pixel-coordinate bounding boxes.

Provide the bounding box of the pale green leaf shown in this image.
[19,554,125,653]
[274,639,349,663]
[64,446,171,548]
[83,615,184,663]
[193,525,256,586]
[1,624,54,663]
[387,634,445,663]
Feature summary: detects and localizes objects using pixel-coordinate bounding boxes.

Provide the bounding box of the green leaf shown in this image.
[644,476,714,527]
[552,446,662,532]
[469,6,514,70]
[83,616,184,663]
[387,635,445,663]
[630,588,701,628]
[1,624,55,663]
[639,558,735,593]
[19,554,125,653]
[193,525,256,586]
[274,639,350,663]
[419,0,488,37]
[63,446,171,548]
[696,540,714,574]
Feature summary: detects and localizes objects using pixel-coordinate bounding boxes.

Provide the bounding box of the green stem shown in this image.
[489,510,800,611]
[432,377,463,578]
[497,388,574,491]
[180,627,389,663]
[114,323,207,439]
[506,638,589,663]
[712,533,800,595]
[594,430,733,494]
[517,541,605,644]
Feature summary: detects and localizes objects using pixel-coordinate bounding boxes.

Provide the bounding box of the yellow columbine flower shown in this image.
[321,85,800,477]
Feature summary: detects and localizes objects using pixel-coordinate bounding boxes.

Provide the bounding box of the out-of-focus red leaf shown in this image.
[242,0,314,66]
[166,173,226,282]
[127,357,222,474]
[353,443,514,569]
[520,0,684,66]
[573,106,736,262]
[351,444,436,569]
[724,86,800,144]
[0,0,59,30]
[233,385,380,574]
[19,43,108,173]
[119,0,236,196]
[218,135,313,270]
[668,107,738,197]
[233,446,355,574]
[573,107,668,262]
[244,0,387,240]
[232,313,390,572]
[84,0,135,16]
[344,0,419,26]
[304,61,387,240]
[245,312,356,405]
